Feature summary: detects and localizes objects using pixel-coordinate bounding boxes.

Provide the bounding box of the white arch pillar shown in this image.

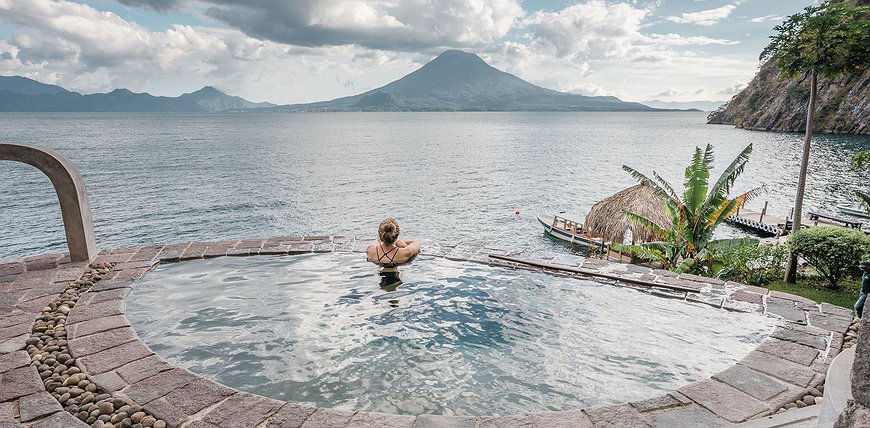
[0,143,96,262]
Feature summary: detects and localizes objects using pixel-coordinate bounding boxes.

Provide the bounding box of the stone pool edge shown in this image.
[0,235,855,428]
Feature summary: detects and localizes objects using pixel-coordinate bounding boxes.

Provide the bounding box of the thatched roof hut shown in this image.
[584,183,670,244]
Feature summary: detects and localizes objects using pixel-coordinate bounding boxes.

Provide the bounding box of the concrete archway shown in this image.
[0,143,96,262]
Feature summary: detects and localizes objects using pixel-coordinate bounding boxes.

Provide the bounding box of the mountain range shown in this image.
[269,50,656,112]
[0,78,274,112]
[1,50,681,113]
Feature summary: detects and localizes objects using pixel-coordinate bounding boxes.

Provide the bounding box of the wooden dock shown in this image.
[726,204,865,237]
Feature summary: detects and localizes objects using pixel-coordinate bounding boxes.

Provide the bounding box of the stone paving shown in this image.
[0,236,856,427]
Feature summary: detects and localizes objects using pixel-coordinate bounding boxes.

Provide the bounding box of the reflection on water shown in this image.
[127,253,778,416]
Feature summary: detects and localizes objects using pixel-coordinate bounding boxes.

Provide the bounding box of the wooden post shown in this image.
[759,201,768,223]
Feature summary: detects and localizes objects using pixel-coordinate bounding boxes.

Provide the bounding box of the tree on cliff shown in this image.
[760,1,870,283]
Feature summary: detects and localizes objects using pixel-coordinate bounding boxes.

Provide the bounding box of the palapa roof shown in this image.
[584,183,670,244]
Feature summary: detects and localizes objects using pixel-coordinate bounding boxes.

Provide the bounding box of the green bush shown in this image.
[788,226,870,288]
[718,243,788,285]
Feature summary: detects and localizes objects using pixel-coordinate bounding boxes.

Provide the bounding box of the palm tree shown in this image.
[614,144,759,274]
[760,1,870,283]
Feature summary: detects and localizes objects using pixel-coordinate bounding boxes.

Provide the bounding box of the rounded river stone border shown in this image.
[0,235,856,427]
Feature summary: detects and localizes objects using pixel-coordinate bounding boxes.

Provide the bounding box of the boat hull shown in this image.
[837,204,870,219]
[538,213,607,249]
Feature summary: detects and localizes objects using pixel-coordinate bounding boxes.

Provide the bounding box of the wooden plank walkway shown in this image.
[727,208,865,237]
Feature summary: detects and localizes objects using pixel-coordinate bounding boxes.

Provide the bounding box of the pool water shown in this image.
[126,253,778,416]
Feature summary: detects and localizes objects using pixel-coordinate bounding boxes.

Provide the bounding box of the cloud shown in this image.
[520,1,650,60]
[647,33,739,46]
[666,4,736,26]
[115,0,181,12]
[719,81,746,95]
[750,14,783,23]
[199,0,525,52]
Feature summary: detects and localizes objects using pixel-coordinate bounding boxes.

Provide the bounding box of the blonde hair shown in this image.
[378,217,400,245]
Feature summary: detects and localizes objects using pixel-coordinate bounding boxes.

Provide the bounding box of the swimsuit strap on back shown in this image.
[376,245,399,264]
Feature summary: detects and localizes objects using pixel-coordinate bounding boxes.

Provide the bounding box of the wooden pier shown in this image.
[726,202,864,237]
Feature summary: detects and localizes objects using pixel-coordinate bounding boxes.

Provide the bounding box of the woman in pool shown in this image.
[366,217,420,266]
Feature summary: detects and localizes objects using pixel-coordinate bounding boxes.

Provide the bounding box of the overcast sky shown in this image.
[0,0,814,104]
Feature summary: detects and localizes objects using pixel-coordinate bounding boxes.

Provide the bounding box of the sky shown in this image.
[0,0,816,105]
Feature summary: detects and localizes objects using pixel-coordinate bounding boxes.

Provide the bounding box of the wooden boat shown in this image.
[538,213,608,249]
[837,204,870,219]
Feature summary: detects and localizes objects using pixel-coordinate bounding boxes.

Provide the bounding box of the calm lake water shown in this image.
[2,112,870,259]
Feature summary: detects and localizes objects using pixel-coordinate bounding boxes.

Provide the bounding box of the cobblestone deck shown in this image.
[0,236,856,427]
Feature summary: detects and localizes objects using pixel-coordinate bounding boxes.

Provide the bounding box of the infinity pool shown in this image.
[127,253,777,416]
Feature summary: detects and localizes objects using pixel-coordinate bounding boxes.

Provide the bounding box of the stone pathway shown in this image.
[0,236,856,427]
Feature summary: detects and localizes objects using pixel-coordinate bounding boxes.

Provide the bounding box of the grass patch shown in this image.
[764,278,861,310]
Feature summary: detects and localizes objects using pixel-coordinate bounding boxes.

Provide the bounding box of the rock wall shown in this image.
[707,61,870,135]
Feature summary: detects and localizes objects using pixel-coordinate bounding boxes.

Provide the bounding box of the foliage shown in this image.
[850,151,870,171]
[760,2,870,80]
[613,143,759,275]
[717,243,788,285]
[787,226,870,288]
[766,278,860,309]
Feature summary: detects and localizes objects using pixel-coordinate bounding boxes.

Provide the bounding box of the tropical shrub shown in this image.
[787,226,870,288]
[613,143,760,275]
[717,243,788,285]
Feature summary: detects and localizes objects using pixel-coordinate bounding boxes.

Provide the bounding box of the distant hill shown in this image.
[641,99,726,112]
[268,50,657,112]
[0,76,274,112]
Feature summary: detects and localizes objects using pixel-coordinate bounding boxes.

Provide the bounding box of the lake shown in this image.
[2,111,869,259]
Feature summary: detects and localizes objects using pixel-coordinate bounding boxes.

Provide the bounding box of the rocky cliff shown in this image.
[707,60,870,135]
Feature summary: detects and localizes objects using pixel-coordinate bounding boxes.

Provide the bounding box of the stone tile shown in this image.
[226,248,254,256]
[163,379,235,415]
[713,365,788,401]
[679,273,724,285]
[15,294,57,313]
[754,337,819,366]
[21,283,68,301]
[67,315,130,339]
[0,333,27,353]
[346,412,416,428]
[237,239,265,249]
[582,259,609,269]
[201,392,284,427]
[142,398,190,428]
[0,350,30,372]
[300,409,356,428]
[124,368,198,404]
[90,370,128,393]
[643,404,727,428]
[180,246,207,260]
[0,260,25,276]
[128,246,165,262]
[264,403,318,428]
[478,416,534,428]
[76,287,130,307]
[770,327,828,349]
[260,246,291,255]
[0,366,44,402]
[24,254,59,271]
[66,299,124,324]
[77,340,153,375]
[18,391,63,421]
[769,291,815,304]
[730,291,763,305]
[413,415,478,428]
[115,354,173,384]
[531,411,593,428]
[584,404,650,428]
[739,350,816,387]
[550,254,585,267]
[30,409,90,427]
[68,326,136,357]
[735,284,769,295]
[186,422,220,428]
[807,313,852,334]
[765,301,807,324]
[655,276,702,292]
[630,394,685,413]
[93,252,134,264]
[157,243,192,261]
[820,303,854,319]
[88,278,135,292]
[112,259,158,271]
[113,267,150,280]
[0,401,14,420]
[0,313,34,329]
[0,322,32,341]
[677,380,768,423]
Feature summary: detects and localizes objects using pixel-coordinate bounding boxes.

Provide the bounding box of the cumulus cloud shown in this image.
[115,0,181,12]
[719,81,746,95]
[666,4,736,26]
[199,0,525,51]
[750,14,783,23]
[520,1,650,59]
[647,33,739,46]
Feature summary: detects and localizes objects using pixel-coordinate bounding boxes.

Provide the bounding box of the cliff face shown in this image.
[707,61,870,135]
